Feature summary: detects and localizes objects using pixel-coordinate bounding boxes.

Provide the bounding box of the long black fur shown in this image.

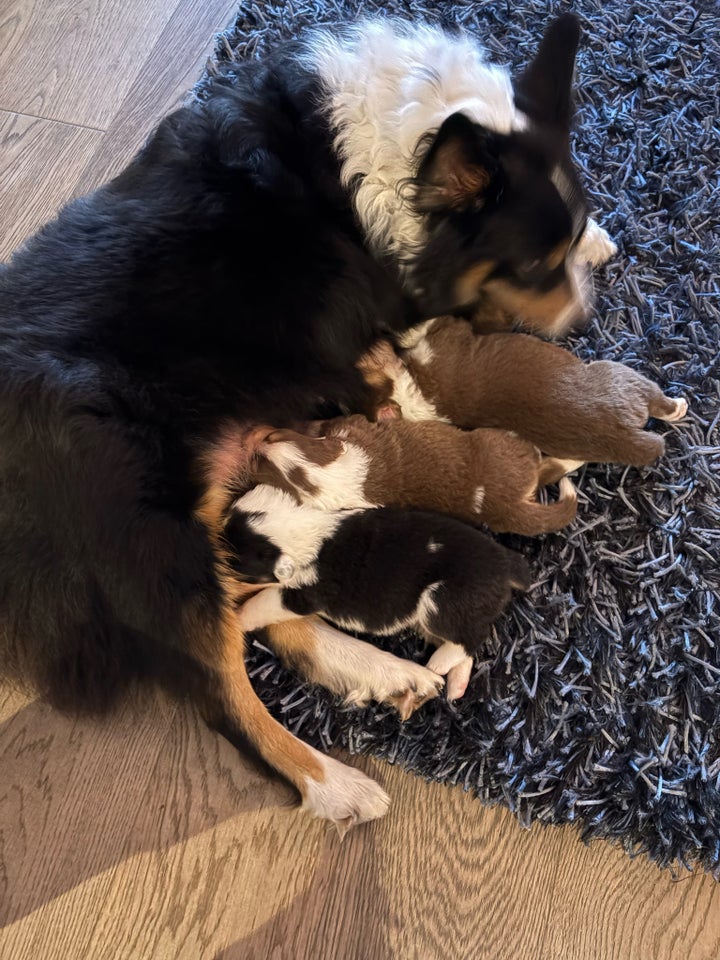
[0,50,418,717]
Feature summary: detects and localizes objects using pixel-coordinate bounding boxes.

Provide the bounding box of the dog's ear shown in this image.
[514,14,580,129]
[414,113,498,213]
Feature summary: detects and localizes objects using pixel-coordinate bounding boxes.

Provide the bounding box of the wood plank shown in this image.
[73,0,238,195]
[0,110,102,259]
[1,690,718,960]
[0,0,179,128]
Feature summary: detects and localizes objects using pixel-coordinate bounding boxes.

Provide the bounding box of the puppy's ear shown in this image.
[414,113,498,213]
[514,14,580,129]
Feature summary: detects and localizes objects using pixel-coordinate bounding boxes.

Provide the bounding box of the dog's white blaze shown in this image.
[304,21,524,264]
[472,486,485,513]
[263,439,374,510]
[308,618,443,706]
[235,484,341,574]
[427,538,442,554]
[302,748,390,834]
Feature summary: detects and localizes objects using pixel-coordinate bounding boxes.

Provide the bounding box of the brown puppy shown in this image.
[251,417,578,537]
[360,318,688,466]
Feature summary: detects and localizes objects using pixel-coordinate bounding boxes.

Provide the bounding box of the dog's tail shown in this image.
[508,477,578,536]
[205,611,390,837]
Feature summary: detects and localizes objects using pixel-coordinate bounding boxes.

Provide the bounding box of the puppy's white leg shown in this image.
[426,642,474,702]
[575,218,618,267]
[302,748,390,838]
[303,618,444,720]
[238,587,302,633]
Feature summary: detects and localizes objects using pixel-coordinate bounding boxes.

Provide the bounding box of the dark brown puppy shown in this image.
[251,417,578,537]
[360,318,687,466]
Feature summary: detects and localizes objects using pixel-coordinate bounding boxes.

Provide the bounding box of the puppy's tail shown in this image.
[509,477,578,536]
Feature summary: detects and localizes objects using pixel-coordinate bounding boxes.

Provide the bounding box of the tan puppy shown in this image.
[359,318,688,466]
[251,417,578,537]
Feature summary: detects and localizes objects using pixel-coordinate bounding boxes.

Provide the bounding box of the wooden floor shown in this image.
[0,3,718,958]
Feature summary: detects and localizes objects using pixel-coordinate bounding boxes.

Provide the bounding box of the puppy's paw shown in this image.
[344,657,444,721]
[426,643,474,701]
[575,218,618,267]
[664,397,688,422]
[302,750,390,837]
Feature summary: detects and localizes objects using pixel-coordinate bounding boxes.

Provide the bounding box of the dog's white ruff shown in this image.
[305,20,525,263]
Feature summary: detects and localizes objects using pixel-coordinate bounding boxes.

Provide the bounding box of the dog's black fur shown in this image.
[0,51,417,715]
[228,504,531,656]
[0,17,583,763]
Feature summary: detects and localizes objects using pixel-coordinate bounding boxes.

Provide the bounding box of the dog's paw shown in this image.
[575,218,618,267]
[426,642,474,701]
[344,656,444,721]
[302,750,390,837]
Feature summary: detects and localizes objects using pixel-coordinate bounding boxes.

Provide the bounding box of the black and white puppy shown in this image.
[225,486,531,701]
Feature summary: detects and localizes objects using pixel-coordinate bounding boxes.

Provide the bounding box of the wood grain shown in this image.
[0,0,179,128]
[72,0,238,195]
[1,686,718,960]
[0,109,102,260]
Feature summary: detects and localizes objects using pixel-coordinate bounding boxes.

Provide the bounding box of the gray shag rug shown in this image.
[195,2,720,875]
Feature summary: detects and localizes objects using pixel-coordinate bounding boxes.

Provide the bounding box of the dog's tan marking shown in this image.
[454,259,496,305]
[484,276,581,331]
[546,239,571,271]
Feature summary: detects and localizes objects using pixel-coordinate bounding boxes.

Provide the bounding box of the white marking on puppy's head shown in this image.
[427,538,443,554]
[472,486,485,513]
[234,484,341,581]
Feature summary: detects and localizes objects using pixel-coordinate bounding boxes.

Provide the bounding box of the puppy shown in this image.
[252,418,579,536]
[225,485,531,701]
[360,319,688,466]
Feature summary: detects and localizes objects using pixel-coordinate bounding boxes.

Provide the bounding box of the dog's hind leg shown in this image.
[190,604,389,835]
[265,617,444,720]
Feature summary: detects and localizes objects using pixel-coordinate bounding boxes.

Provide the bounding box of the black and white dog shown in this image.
[0,15,614,831]
[225,485,531,706]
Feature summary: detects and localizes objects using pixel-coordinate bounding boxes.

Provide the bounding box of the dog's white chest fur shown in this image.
[304,20,525,263]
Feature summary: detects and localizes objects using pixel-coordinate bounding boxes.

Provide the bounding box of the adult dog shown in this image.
[0,15,611,830]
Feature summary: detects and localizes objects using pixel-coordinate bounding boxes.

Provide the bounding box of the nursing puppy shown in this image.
[225,486,531,705]
[252,418,578,536]
[360,319,689,466]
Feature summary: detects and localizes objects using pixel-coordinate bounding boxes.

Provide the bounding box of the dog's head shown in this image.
[222,509,282,584]
[410,15,589,336]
